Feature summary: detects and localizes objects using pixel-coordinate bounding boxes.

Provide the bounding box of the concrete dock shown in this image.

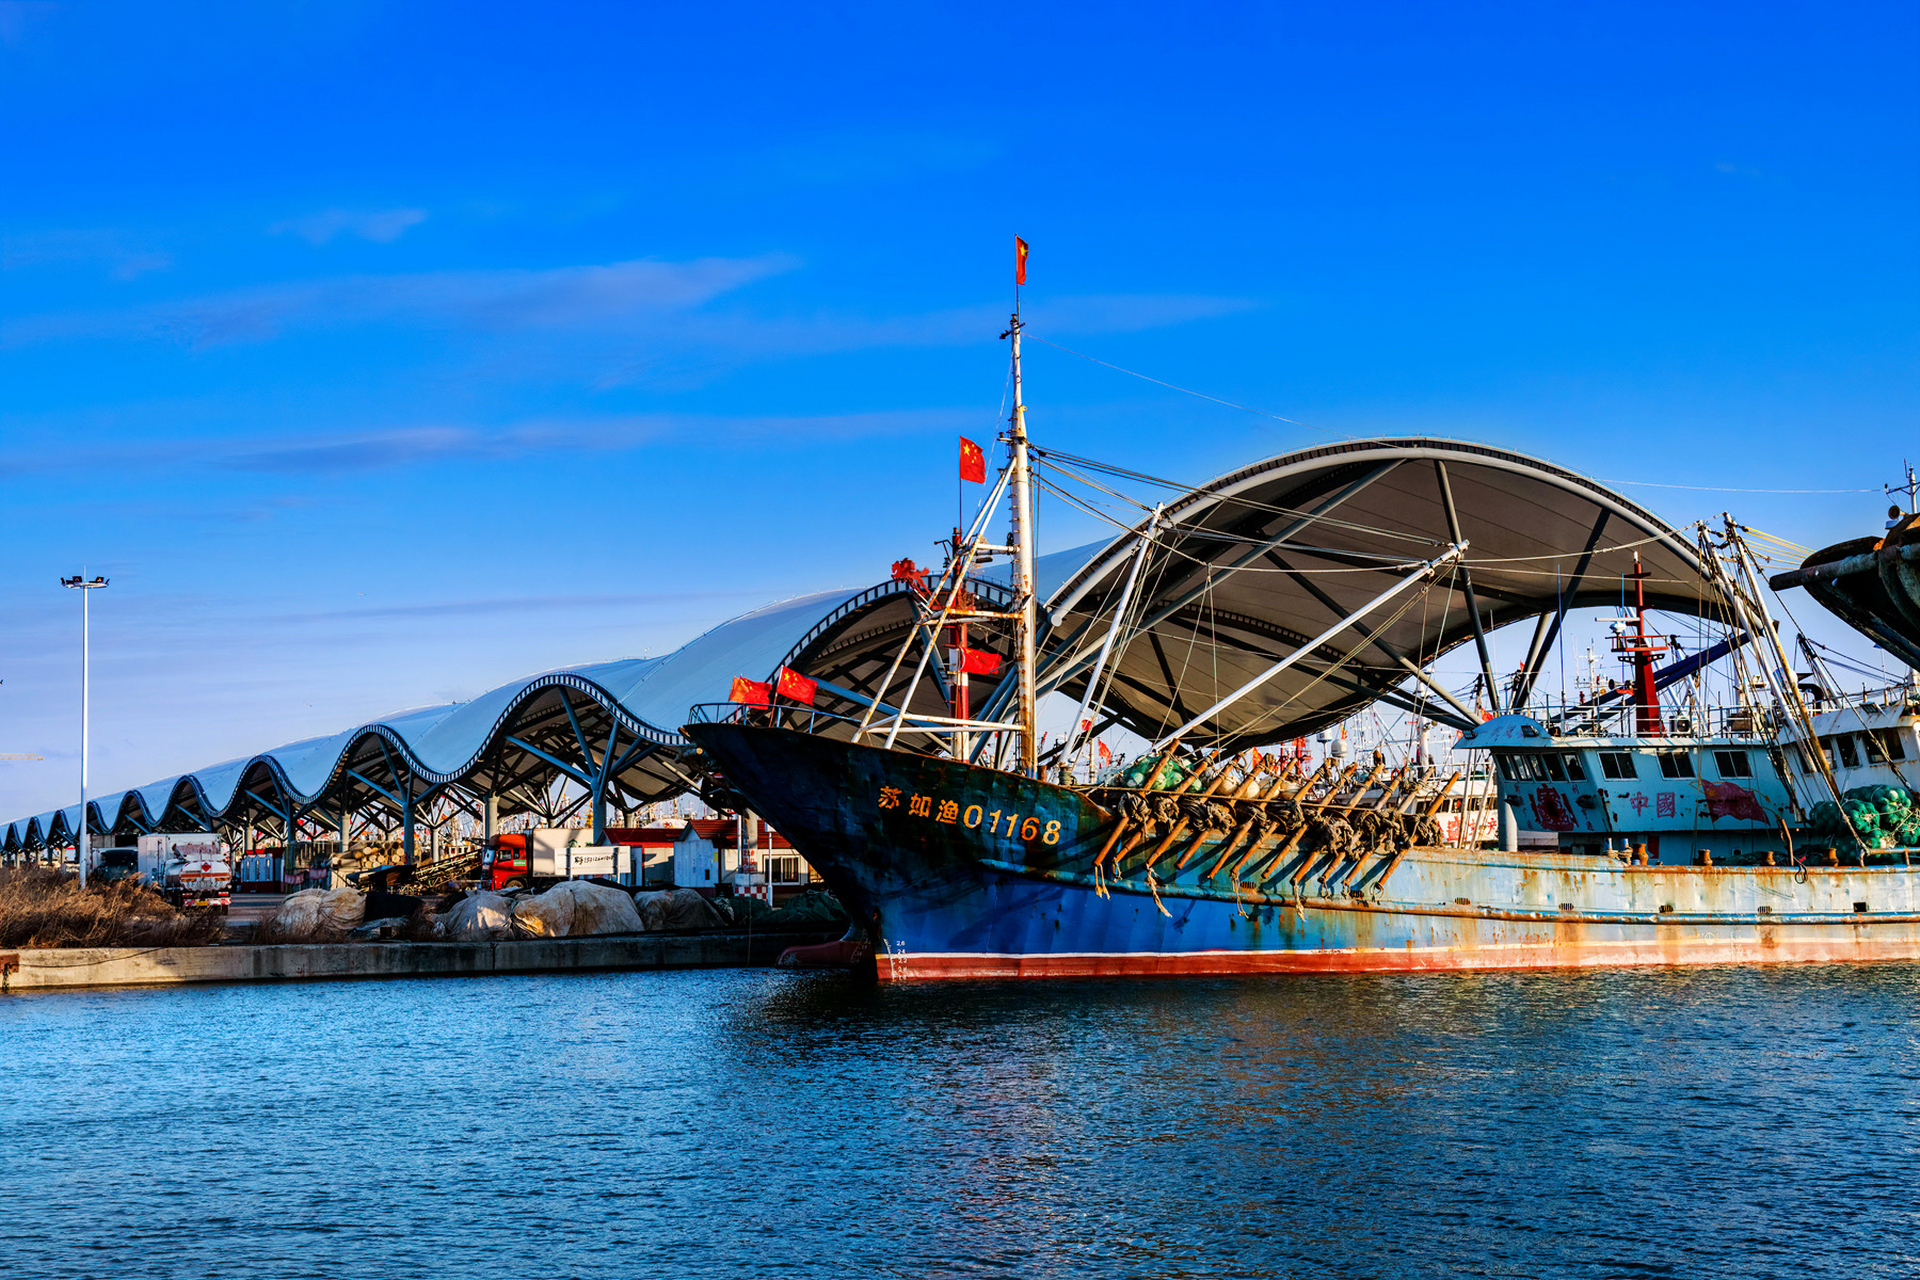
[1,928,841,992]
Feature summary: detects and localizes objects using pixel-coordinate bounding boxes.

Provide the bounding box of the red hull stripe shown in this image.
[878,937,1920,981]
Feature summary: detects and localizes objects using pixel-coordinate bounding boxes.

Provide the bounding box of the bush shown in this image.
[0,868,225,949]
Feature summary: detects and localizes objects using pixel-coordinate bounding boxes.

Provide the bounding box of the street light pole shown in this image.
[61,575,108,887]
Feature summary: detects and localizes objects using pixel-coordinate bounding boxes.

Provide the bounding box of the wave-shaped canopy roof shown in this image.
[5,588,874,852]
[6,437,1721,853]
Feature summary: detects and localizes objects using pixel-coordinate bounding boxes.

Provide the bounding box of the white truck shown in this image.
[138,832,232,912]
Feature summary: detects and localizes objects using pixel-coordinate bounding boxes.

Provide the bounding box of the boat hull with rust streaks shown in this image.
[685,722,1920,981]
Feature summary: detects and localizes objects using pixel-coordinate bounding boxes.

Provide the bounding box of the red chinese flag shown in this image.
[1015,237,1029,286]
[729,677,772,707]
[1097,741,1112,763]
[775,666,818,705]
[959,436,986,484]
[958,647,1003,676]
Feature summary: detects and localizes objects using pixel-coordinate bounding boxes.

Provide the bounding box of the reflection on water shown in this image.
[3,964,1917,1278]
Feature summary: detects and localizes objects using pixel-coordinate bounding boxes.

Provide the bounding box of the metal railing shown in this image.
[1531,699,1780,740]
[1795,680,1920,718]
[687,701,866,736]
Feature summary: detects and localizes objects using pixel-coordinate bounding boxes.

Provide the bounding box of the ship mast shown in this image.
[1007,302,1039,775]
[1618,553,1668,736]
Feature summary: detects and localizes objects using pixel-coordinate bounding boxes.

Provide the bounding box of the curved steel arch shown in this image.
[767,575,1025,747]
[1047,438,1709,616]
[1031,437,1727,748]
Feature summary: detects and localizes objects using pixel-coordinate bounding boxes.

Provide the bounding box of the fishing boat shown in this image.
[683,253,1920,980]
[1767,476,1920,855]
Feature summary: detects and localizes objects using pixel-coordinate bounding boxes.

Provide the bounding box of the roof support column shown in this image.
[1434,461,1502,715]
[591,724,616,845]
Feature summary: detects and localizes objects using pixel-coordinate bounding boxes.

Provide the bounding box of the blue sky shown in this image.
[2,0,1916,816]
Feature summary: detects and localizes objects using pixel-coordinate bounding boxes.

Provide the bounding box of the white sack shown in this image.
[512,881,642,938]
[632,888,726,931]
[511,886,574,938]
[269,886,366,935]
[550,881,643,935]
[442,889,515,941]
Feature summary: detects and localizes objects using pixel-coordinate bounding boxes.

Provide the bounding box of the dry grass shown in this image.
[0,868,227,949]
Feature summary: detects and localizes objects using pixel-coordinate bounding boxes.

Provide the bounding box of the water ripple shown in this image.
[3,964,1917,1278]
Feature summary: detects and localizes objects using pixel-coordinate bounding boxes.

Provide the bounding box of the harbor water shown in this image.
[4,964,1917,1278]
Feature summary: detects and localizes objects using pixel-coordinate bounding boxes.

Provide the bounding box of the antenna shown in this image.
[1887,461,1918,516]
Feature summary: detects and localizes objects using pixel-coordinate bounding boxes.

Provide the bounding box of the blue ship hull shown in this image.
[685,723,1920,979]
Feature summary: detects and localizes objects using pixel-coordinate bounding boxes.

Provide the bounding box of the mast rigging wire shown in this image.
[1027,335,1346,439]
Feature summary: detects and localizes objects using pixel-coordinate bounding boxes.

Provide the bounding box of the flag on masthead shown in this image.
[960,436,986,483]
[1015,236,1029,286]
[774,666,818,705]
[956,646,1002,676]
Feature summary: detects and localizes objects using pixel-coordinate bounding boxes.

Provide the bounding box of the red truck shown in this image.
[479,829,627,893]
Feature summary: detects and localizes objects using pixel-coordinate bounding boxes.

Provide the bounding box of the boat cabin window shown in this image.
[1599,752,1637,779]
[1713,750,1753,779]
[1562,754,1587,781]
[1543,755,1567,782]
[1498,753,1548,782]
[1864,729,1906,764]
[1836,735,1861,769]
[1657,750,1695,779]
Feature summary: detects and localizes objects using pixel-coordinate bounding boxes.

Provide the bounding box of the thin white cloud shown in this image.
[585,293,1258,386]
[269,207,430,245]
[2,253,802,347]
[686,294,1256,353]
[0,407,977,477]
[1,228,174,279]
